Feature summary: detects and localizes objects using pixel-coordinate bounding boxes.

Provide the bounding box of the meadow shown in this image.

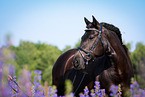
[1,69,145,97]
[0,43,145,97]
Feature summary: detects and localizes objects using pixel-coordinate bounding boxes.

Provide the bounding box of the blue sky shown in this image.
[0,0,145,51]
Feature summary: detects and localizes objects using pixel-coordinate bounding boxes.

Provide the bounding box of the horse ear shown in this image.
[84,17,91,25]
[92,15,101,29]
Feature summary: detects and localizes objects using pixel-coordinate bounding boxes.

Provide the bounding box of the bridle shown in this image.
[75,23,103,70]
[72,23,104,95]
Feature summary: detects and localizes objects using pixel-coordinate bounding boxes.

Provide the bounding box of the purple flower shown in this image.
[101,89,105,96]
[84,86,89,96]
[33,71,44,97]
[34,70,42,74]
[0,68,2,83]
[48,86,57,97]
[48,86,52,95]
[94,81,102,96]
[94,81,100,90]
[130,81,145,97]
[80,94,85,97]
[110,85,118,96]
[38,75,41,81]
[13,76,16,79]
[9,65,15,75]
[0,60,3,82]
[90,93,95,97]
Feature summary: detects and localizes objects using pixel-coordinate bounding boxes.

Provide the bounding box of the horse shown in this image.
[52,49,112,96]
[73,16,134,96]
[52,16,134,96]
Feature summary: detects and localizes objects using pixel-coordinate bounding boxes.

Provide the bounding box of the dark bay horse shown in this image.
[52,16,134,96]
[52,48,111,96]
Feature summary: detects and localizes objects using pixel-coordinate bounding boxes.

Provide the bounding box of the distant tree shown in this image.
[34,43,61,84]
[42,65,53,85]
[124,42,132,52]
[130,42,145,88]
[61,39,81,54]
[11,41,62,85]
[11,41,38,69]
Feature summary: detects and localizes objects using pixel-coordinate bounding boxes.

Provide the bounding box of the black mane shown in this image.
[101,22,123,44]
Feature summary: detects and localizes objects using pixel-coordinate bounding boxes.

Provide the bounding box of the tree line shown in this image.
[2,40,145,87]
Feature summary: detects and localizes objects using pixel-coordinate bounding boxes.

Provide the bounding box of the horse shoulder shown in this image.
[64,54,74,74]
[52,49,76,85]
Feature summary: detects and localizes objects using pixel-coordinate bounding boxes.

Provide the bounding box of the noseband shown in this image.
[76,24,103,70]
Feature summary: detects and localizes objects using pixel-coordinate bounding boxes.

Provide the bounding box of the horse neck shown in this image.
[106,32,134,77]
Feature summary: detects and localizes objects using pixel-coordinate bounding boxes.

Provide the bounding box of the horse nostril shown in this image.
[73,59,79,68]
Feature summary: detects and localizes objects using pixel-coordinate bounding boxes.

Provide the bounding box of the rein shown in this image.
[72,24,103,95]
[72,70,88,95]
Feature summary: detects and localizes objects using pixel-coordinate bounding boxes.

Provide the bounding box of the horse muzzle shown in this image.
[73,57,85,70]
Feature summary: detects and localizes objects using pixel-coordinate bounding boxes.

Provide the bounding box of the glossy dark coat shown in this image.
[52,16,134,96]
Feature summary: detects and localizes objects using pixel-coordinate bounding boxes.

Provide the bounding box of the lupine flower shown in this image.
[90,89,95,97]
[33,70,44,97]
[80,81,106,97]
[94,81,100,95]
[83,86,89,97]
[48,86,57,97]
[94,81,105,96]
[0,60,3,83]
[110,85,119,97]
[80,93,85,97]
[17,69,32,96]
[130,81,145,97]
[100,89,105,97]
[8,65,15,76]
[35,70,42,75]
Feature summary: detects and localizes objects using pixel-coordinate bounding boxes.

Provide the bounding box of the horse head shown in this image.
[73,16,109,70]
